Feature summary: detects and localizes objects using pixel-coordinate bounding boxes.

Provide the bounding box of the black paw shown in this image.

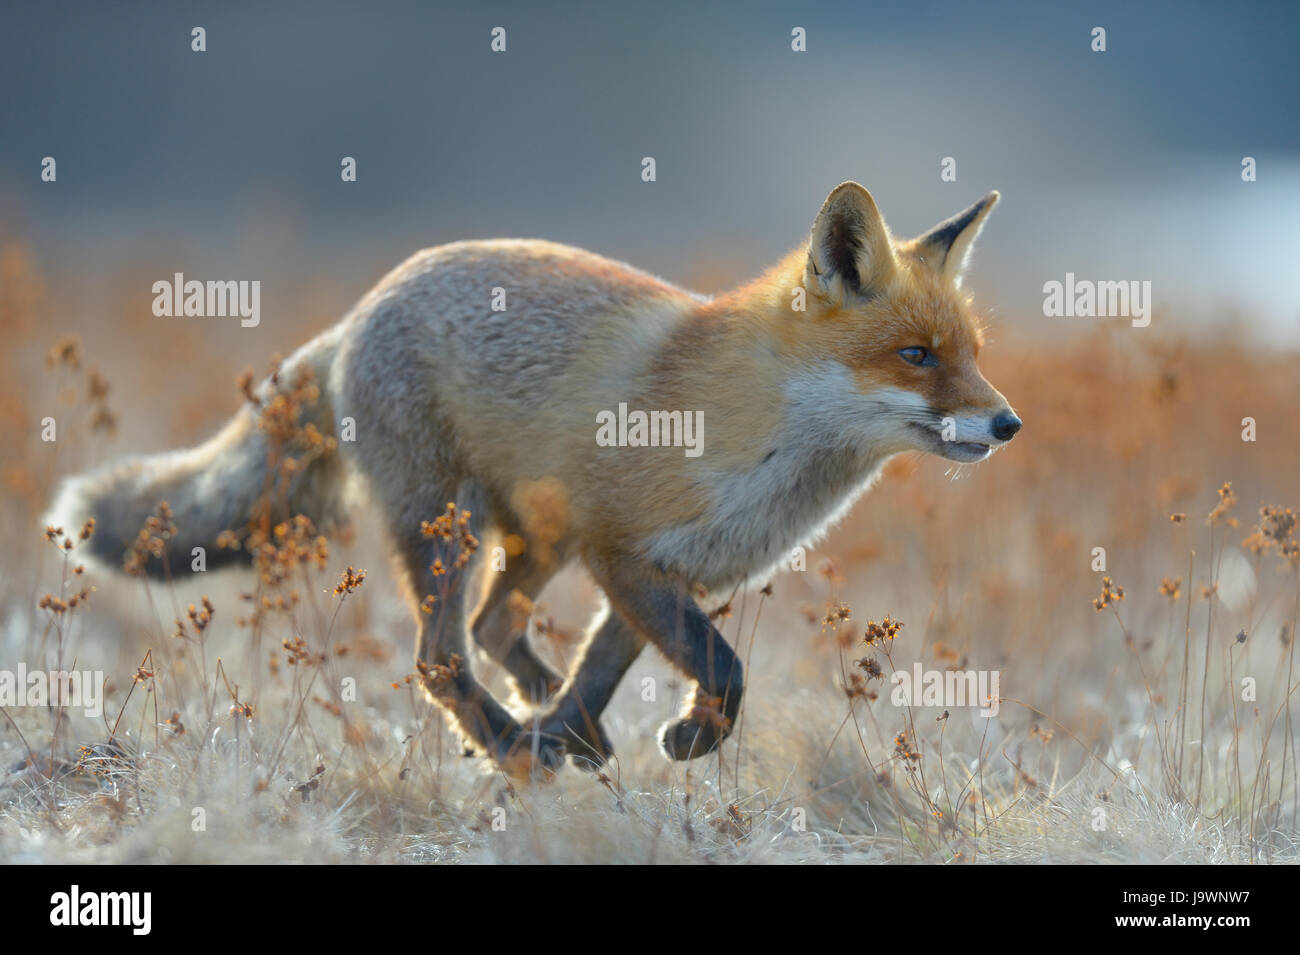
[658,717,725,761]
[536,712,614,771]
[562,720,614,772]
[497,727,567,781]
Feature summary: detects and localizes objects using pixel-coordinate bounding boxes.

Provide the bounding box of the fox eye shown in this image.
[898,346,937,367]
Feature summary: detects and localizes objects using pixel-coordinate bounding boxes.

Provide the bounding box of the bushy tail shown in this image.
[46,357,346,579]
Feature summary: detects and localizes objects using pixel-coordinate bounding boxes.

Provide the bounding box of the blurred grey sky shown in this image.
[2,0,1298,339]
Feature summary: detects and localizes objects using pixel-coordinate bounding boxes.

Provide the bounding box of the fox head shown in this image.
[793,181,1021,464]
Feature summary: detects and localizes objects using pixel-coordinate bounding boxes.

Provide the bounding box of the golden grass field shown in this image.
[1,238,1298,864]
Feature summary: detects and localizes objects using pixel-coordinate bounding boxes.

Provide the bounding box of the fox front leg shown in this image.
[537,604,645,769]
[591,557,744,761]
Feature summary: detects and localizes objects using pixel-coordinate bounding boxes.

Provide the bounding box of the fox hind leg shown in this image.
[468,545,566,707]
[394,482,564,780]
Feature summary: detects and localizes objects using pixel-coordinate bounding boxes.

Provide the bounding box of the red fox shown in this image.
[49,182,1021,780]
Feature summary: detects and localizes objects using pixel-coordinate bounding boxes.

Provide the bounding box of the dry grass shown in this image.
[1,238,1298,864]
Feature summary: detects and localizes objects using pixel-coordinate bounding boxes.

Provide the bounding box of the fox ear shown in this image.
[913,191,999,286]
[804,182,897,304]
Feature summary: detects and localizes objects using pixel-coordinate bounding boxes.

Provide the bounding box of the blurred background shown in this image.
[1,0,1298,863]
[2,0,1298,346]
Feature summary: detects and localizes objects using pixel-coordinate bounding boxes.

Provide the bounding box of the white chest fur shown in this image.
[638,361,902,590]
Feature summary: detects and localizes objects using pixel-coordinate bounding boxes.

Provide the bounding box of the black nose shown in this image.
[992,412,1022,441]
